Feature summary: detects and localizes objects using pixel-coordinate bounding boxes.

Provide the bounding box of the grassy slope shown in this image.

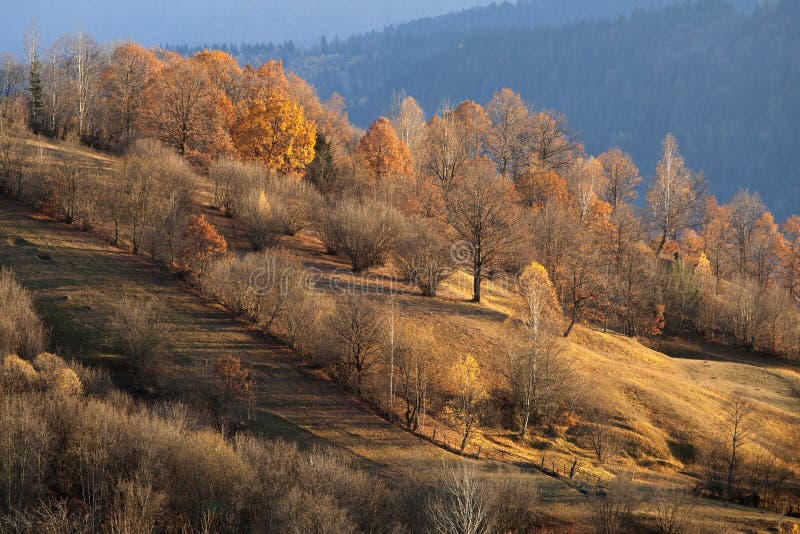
[1,135,798,531]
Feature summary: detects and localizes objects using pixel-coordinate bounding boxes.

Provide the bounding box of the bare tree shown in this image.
[586,407,618,464]
[721,394,756,502]
[727,189,766,276]
[331,295,385,399]
[598,148,640,213]
[447,158,518,302]
[646,134,705,256]
[0,129,26,197]
[394,217,453,296]
[68,30,101,138]
[426,464,493,534]
[0,53,25,122]
[589,474,641,534]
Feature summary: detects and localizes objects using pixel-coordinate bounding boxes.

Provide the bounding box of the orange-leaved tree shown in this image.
[781,216,800,305]
[100,43,162,143]
[177,213,228,275]
[230,89,316,175]
[141,56,233,157]
[193,49,245,104]
[356,117,414,183]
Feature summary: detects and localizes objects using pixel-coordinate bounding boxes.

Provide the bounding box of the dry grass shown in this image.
[1,134,798,531]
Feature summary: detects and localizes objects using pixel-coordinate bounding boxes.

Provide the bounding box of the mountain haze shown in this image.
[259,0,795,218]
[0,0,491,54]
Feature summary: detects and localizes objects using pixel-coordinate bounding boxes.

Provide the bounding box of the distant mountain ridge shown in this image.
[211,0,794,219]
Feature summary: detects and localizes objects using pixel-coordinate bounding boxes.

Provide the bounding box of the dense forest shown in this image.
[171,0,797,218]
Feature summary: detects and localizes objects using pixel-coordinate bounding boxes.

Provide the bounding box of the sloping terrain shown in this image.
[1,134,799,530]
[0,197,584,522]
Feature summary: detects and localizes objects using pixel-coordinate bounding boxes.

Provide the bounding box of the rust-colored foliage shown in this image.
[141,56,233,158]
[100,43,162,142]
[781,216,800,305]
[356,117,414,183]
[193,49,245,104]
[215,354,251,408]
[177,213,228,274]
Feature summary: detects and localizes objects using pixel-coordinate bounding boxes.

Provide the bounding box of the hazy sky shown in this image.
[1,0,492,54]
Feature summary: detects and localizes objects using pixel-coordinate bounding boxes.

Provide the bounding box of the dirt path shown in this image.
[0,197,578,503]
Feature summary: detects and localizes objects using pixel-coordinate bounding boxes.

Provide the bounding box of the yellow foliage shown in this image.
[1,354,37,392]
[231,92,317,175]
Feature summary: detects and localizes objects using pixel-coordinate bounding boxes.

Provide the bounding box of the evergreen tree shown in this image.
[27,55,43,134]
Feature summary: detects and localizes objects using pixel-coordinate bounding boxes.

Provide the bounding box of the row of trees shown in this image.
[2,30,799,355]
[2,28,327,171]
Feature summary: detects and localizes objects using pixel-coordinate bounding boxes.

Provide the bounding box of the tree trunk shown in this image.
[472,261,481,303]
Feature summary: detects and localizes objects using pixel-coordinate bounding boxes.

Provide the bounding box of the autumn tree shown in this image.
[646,134,706,256]
[390,93,425,163]
[231,89,316,175]
[598,148,640,212]
[507,261,567,437]
[177,213,228,275]
[445,354,487,453]
[781,216,800,305]
[728,189,766,276]
[423,106,469,192]
[749,211,783,285]
[484,88,529,179]
[515,154,570,209]
[446,158,518,303]
[101,43,161,143]
[356,117,413,183]
[700,197,734,293]
[193,49,244,104]
[142,57,232,157]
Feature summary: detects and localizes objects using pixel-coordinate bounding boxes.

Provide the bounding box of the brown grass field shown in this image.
[1,135,799,532]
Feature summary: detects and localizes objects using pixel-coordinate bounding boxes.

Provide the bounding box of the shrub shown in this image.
[394,217,453,296]
[265,174,321,235]
[0,268,47,359]
[0,129,27,197]
[176,213,228,275]
[33,353,82,396]
[209,158,262,217]
[589,475,642,534]
[240,190,291,250]
[426,464,493,534]
[0,355,38,393]
[113,296,168,377]
[118,139,198,262]
[319,198,405,272]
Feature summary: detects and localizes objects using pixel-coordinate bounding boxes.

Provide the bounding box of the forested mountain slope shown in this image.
[261,0,796,217]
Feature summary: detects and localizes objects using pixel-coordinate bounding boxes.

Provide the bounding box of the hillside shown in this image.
[253,0,799,218]
[1,134,798,531]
